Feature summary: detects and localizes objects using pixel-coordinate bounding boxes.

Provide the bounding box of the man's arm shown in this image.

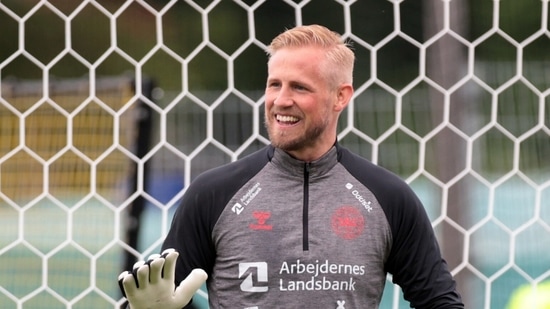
[384,189,464,308]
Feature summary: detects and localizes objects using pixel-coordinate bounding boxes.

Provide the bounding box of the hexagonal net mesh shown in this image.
[0,0,549,308]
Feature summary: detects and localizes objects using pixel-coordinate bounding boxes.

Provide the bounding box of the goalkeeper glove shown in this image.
[118,248,207,309]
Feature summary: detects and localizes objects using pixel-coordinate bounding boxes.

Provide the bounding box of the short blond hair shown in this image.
[267,24,355,87]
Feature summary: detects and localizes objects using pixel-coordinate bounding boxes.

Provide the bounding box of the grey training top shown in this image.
[162,143,463,309]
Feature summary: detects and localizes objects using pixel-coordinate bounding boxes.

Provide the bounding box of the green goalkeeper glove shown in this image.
[118,248,207,309]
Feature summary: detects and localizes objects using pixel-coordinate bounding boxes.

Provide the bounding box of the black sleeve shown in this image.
[383,185,463,308]
[162,176,218,284]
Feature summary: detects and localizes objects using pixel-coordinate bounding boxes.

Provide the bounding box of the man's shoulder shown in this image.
[337,145,406,186]
[337,144,419,212]
[192,145,273,187]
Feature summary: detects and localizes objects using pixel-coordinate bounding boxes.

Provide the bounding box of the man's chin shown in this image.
[271,138,297,151]
[271,137,309,153]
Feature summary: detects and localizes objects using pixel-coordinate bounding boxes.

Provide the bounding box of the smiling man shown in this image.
[119,24,464,309]
[264,37,353,161]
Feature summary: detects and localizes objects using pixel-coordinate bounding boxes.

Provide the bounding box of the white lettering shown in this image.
[232,183,262,215]
[279,260,365,277]
[240,182,262,206]
[279,277,356,291]
[352,190,373,212]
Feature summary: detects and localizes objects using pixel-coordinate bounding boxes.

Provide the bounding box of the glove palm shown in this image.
[119,249,207,309]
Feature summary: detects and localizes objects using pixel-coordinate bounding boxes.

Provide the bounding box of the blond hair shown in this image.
[267,24,355,87]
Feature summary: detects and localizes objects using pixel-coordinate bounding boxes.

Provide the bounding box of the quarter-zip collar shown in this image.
[270,145,338,178]
[269,145,339,252]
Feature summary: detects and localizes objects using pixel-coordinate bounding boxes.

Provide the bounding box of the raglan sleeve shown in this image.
[384,183,464,309]
[161,176,217,290]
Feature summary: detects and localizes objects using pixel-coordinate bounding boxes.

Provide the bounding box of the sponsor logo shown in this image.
[279,276,356,291]
[279,259,363,291]
[331,206,365,240]
[250,211,273,230]
[336,300,346,309]
[232,202,244,214]
[345,183,373,212]
[232,182,262,215]
[239,260,363,296]
[239,262,269,292]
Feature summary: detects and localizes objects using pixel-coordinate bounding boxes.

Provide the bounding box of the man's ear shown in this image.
[334,83,354,112]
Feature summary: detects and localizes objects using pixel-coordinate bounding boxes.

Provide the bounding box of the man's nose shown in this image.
[273,87,293,106]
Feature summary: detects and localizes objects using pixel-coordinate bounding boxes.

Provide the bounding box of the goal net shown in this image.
[0,0,549,308]
[0,75,151,308]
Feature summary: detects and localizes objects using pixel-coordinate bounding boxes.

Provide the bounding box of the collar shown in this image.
[270,145,339,178]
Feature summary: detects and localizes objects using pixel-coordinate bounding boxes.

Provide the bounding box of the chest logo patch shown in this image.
[239,262,269,292]
[331,206,365,240]
[250,211,273,230]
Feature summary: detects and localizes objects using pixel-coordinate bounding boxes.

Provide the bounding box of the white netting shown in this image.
[0,0,549,308]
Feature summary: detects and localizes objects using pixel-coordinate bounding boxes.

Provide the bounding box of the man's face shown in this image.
[264,46,339,161]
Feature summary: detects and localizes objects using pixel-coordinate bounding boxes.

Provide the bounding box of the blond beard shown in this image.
[265,118,328,152]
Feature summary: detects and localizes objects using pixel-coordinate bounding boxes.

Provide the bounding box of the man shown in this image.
[119,24,464,309]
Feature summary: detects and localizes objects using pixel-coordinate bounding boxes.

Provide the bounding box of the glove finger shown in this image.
[136,262,150,289]
[149,256,165,284]
[121,271,140,298]
[132,261,146,288]
[147,253,161,264]
[162,249,179,281]
[174,269,208,306]
[118,271,130,298]
[161,248,175,258]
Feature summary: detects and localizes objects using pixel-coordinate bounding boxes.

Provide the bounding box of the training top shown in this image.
[162,143,464,309]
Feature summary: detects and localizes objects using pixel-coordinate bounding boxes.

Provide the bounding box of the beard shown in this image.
[264,116,329,152]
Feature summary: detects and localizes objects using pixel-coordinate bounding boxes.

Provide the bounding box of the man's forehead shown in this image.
[268,48,324,71]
